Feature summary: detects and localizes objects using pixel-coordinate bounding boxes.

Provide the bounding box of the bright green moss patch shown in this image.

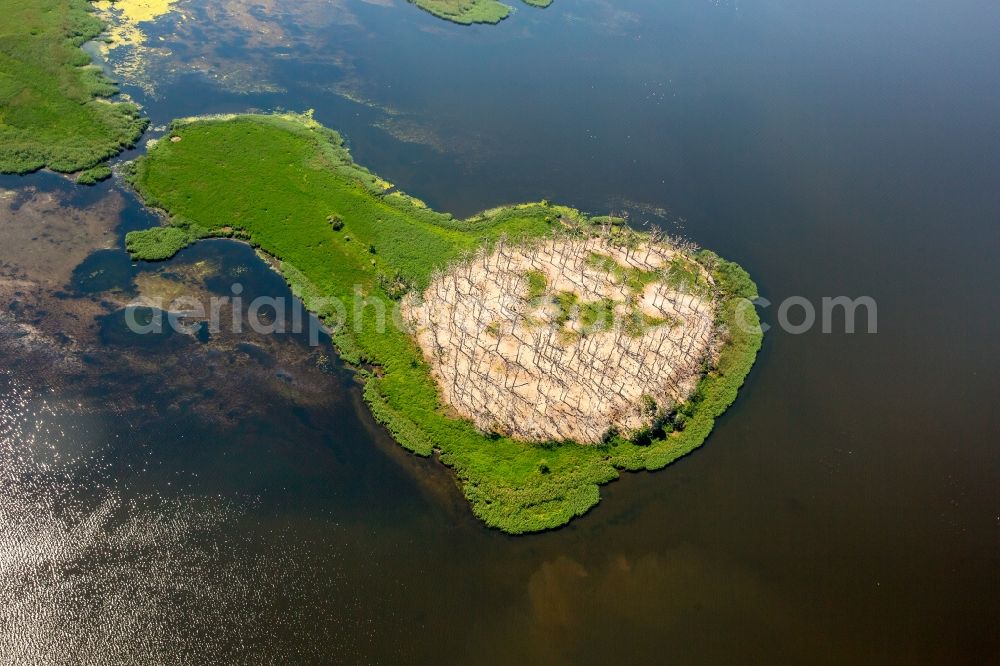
[127,113,762,534]
[408,0,552,25]
[0,0,148,174]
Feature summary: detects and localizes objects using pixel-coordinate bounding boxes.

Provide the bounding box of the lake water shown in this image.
[1,0,999,662]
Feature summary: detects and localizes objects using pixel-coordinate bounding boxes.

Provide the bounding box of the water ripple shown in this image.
[0,371,267,664]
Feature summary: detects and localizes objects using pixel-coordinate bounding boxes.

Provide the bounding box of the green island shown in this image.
[124,113,762,533]
[408,0,552,25]
[0,0,148,175]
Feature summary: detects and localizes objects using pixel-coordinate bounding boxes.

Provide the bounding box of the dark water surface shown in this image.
[2,0,999,663]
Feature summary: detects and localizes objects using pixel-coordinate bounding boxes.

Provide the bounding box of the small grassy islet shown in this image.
[408,0,552,25]
[125,112,762,534]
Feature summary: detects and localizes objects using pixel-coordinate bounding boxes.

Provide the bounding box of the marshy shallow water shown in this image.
[2,0,999,662]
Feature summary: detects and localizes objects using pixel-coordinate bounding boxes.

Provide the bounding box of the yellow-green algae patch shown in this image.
[93,0,181,50]
[90,0,184,95]
[125,113,762,533]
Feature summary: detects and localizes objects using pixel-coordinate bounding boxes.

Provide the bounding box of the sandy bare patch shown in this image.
[403,235,719,443]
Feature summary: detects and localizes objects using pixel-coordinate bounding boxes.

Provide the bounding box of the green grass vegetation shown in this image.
[76,163,112,185]
[623,310,671,338]
[579,297,616,333]
[585,249,708,296]
[408,0,551,25]
[664,255,712,295]
[126,113,763,534]
[552,290,579,327]
[544,291,676,338]
[0,0,148,174]
[585,251,657,292]
[525,269,547,302]
[124,225,200,261]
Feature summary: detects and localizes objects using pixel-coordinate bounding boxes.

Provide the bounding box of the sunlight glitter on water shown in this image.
[0,372,256,664]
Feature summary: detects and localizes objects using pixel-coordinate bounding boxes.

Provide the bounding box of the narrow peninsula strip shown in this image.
[408,0,552,25]
[125,113,762,534]
[0,0,148,175]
